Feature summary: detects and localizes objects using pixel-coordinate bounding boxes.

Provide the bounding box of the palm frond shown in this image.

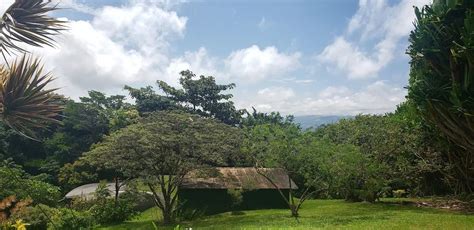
[0,55,62,139]
[0,0,66,55]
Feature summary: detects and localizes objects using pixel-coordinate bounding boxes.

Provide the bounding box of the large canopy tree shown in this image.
[83,111,242,224]
[407,0,474,194]
[0,0,65,139]
[125,70,244,125]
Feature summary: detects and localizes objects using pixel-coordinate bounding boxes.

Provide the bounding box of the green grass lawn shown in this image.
[98,199,474,230]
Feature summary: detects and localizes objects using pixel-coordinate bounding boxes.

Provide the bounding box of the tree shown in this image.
[124,85,178,114]
[314,113,447,197]
[126,70,244,125]
[45,91,138,175]
[240,107,296,128]
[407,0,474,194]
[0,0,65,139]
[83,111,242,224]
[242,123,321,218]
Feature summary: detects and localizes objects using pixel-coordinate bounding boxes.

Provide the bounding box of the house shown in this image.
[178,167,298,215]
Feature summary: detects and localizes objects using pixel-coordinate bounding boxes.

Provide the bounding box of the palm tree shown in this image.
[0,0,66,139]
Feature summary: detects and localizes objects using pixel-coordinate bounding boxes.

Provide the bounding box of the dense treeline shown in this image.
[1,69,470,226]
[1,0,473,228]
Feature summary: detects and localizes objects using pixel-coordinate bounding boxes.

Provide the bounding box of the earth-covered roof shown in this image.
[180,167,298,189]
[65,183,126,199]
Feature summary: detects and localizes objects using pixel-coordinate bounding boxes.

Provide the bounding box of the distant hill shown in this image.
[294,115,351,129]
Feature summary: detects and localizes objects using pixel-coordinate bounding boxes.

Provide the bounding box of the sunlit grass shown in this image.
[98,199,474,230]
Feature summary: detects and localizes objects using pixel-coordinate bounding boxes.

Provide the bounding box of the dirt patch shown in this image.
[414,198,473,213]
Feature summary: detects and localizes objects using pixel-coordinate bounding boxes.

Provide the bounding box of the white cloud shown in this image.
[165,47,221,86]
[318,37,388,79]
[93,3,187,55]
[257,87,295,102]
[29,0,189,99]
[318,0,430,79]
[237,81,406,115]
[225,45,301,82]
[240,86,295,111]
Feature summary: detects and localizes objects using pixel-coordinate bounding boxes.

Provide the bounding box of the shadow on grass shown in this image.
[231,211,246,215]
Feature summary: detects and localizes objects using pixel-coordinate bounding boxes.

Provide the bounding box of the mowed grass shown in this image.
[98,199,474,230]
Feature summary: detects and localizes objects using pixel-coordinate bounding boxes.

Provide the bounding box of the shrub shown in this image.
[11,204,53,230]
[49,208,94,230]
[0,164,60,206]
[69,181,138,225]
[227,189,243,209]
[89,199,136,224]
[12,204,95,230]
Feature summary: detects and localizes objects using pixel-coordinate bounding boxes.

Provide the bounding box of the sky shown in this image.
[0,0,431,116]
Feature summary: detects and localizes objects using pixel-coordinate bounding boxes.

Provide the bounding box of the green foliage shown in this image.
[57,161,98,191]
[126,70,244,125]
[124,85,178,114]
[11,204,52,230]
[226,189,244,209]
[240,107,296,128]
[0,162,60,206]
[407,0,474,193]
[84,111,242,224]
[90,199,136,225]
[314,112,449,196]
[86,181,137,224]
[49,208,94,230]
[12,204,94,230]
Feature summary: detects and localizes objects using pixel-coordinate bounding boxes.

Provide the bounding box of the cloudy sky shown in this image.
[0,0,431,115]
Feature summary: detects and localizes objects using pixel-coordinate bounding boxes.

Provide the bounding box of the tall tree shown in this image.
[45,91,137,178]
[83,111,242,224]
[242,122,325,217]
[407,0,474,193]
[126,70,244,125]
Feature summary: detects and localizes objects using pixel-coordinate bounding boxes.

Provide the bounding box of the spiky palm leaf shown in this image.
[0,0,66,55]
[0,55,62,139]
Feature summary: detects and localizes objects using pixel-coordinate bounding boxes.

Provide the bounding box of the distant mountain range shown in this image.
[294,115,352,129]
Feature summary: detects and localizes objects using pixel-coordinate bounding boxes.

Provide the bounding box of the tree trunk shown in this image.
[290,204,299,217]
[114,177,120,206]
[162,207,173,225]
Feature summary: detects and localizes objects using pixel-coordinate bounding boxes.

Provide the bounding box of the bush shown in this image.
[329,147,389,202]
[0,164,60,206]
[11,204,52,230]
[49,208,94,230]
[89,199,136,224]
[12,204,95,230]
[68,181,138,225]
[227,189,243,209]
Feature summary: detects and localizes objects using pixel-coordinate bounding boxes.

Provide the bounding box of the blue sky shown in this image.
[1,0,432,115]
